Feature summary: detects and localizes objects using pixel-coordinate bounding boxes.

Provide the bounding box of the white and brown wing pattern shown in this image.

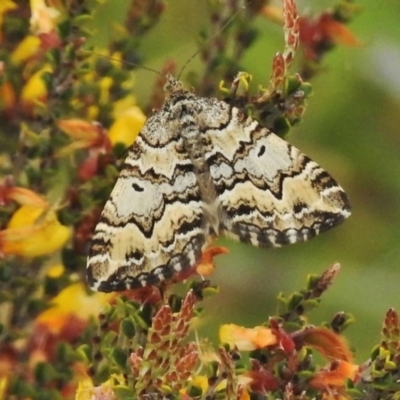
[202,105,351,247]
[87,75,350,292]
[87,79,215,292]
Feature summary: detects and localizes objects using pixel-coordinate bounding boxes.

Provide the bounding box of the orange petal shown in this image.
[219,324,277,351]
[0,185,48,207]
[310,360,358,390]
[320,14,361,47]
[57,119,103,143]
[259,5,284,25]
[238,387,251,400]
[0,81,16,112]
[302,327,353,362]
[196,246,229,277]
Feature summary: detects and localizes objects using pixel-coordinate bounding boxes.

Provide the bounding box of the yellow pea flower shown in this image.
[0,204,70,258]
[46,263,65,278]
[0,0,17,15]
[74,376,94,400]
[0,1,17,41]
[75,373,125,400]
[219,324,277,351]
[108,106,146,147]
[0,376,8,400]
[36,282,114,335]
[10,35,41,64]
[20,64,52,107]
[30,0,60,34]
[98,76,113,105]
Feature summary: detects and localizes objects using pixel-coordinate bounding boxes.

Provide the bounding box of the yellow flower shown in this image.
[98,76,113,105]
[108,106,146,147]
[0,0,17,15]
[36,283,114,335]
[112,93,136,114]
[0,1,17,40]
[10,35,41,64]
[0,376,8,400]
[219,324,277,351]
[86,105,99,121]
[20,64,52,107]
[75,376,94,400]
[0,204,70,257]
[30,0,60,34]
[190,376,209,393]
[75,372,125,400]
[46,263,65,278]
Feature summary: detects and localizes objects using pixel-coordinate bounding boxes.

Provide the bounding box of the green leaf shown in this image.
[34,362,57,385]
[112,347,128,370]
[121,318,136,339]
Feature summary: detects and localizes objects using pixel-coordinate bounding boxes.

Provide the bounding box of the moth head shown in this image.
[164,73,187,97]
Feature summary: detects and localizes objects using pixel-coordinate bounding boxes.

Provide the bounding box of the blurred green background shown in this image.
[92,0,400,362]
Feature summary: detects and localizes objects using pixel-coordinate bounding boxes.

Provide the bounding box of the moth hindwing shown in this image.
[87,75,350,292]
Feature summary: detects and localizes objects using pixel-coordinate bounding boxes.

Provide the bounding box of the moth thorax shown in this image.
[181,128,208,175]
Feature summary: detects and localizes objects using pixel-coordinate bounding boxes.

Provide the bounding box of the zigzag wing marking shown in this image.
[87,74,351,292]
[203,105,351,247]
[87,98,210,292]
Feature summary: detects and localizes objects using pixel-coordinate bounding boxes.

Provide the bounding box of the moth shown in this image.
[87,75,350,292]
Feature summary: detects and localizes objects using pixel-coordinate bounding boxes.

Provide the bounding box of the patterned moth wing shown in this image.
[201,105,351,246]
[87,75,350,292]
[87,78,215,292]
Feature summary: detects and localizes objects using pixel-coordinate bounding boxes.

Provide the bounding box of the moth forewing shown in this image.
[87,75,350,292]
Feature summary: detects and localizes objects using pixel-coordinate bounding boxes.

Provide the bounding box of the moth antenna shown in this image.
[177,5,246,80]
[84,50,163,77]
[86,3,244,82]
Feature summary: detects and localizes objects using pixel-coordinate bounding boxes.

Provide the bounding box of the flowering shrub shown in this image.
[1,1,398,399]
